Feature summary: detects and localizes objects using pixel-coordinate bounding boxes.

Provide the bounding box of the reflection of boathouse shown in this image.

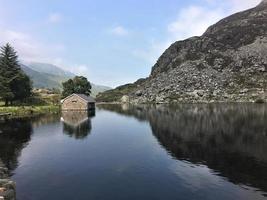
[61,94,95,111]
[61,111,95,139]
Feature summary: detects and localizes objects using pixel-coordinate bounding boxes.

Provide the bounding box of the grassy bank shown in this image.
[0,105,60,118]
[0,89,62,118]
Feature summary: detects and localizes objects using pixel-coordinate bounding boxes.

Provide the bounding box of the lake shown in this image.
[0,104,266,200]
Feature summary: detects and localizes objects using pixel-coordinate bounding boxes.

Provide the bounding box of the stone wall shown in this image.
[62,95,88,110]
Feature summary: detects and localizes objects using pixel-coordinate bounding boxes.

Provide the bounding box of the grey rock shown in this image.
[121,95,130,103]
[194,90,205,97]
[156,96,165,104]
[240,89,249,94]
[135,90,143,96]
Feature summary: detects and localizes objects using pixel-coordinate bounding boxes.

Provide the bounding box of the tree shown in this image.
[0,43,32,105]
[0,76,14,106]
[62,79,75,98]
[10,72,32,102]
[62,76,92,98]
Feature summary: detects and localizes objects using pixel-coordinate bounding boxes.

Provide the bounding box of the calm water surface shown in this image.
[0,104,266,200]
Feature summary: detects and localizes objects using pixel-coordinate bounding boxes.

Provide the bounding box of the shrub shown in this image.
[255,99,265,104]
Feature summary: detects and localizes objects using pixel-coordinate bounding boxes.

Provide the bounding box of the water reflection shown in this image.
[0,118,33,171]
[61,111,95,139]
[98,103,267,194]
[0,115,61,171]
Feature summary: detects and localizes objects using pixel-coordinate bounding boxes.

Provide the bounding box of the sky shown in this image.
[0,0,261,87]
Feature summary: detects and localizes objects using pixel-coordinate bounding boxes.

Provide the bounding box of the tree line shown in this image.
[0,43,92,106]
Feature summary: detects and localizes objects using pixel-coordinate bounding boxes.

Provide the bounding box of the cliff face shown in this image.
[97,1,267,103]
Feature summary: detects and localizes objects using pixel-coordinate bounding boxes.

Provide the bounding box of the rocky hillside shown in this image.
[97,0,267,103]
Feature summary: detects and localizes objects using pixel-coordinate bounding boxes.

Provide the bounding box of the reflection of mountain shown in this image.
[98,104,267,193]
[0,118,33,171]
[61,111,95,139]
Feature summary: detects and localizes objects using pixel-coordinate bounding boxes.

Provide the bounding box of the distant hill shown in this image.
[90,83,112,97]
[26,62,75,77]
[20,64,69,89]
[21,62,111,97]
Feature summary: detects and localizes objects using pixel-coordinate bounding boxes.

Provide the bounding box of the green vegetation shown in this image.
[0,44,32,106]
[96,83,136,102]
[96,78,145,102]
[0,89,61,118]
[0,105,60,118]
[255,98,265,104]
[62,76,92,98]
[0,44,62,118]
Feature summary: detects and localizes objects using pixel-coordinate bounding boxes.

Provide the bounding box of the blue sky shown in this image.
[0,0,261,87]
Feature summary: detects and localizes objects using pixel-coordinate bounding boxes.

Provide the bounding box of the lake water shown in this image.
[0,104,267,200]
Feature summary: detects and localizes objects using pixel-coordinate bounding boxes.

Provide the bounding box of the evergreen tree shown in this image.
[0,43,21,78]
[0,76,14,106]
[62,76,91,98]
[10,73,32,102]
[0,43,32,105]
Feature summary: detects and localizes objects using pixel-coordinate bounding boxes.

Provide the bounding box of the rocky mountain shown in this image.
[21,62,111,97]
[97,0,267,103]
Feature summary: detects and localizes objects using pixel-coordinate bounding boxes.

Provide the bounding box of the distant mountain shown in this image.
[91,83,112,97]
[26,62,75,77]
[20,64,69,89]
[20,62,111,97]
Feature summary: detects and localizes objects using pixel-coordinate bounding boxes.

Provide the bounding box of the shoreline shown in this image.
[0,160,16,200]
[0,105,60,120]
[96,101,266,105]
[0,101,265,119]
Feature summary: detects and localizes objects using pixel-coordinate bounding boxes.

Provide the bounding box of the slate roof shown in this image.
[75,94,96,103]
[61,93,96,103]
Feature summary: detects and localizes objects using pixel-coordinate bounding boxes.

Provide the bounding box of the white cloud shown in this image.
[0,29,65,65]
[0,28,91,78]
[68,64,89,75]
[110,26,129,36]
[133,39,171,65]
[206,0,261,12]
[168,6,224,40]
[48,13,63,24]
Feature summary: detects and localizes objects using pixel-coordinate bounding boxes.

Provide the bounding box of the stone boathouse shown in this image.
[61,94,96,111]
